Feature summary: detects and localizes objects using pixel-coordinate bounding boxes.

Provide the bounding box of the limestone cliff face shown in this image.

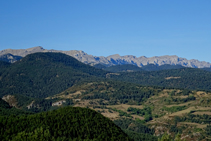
[0,46,46,57]
[0,46,211,68]
[2,95,18,108]
[0,53,22,63]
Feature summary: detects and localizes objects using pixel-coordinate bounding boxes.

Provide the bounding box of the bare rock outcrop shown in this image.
[1,46,211,68]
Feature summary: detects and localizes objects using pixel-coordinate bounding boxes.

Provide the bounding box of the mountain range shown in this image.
[1,51,211,140]
[1,46,211,68]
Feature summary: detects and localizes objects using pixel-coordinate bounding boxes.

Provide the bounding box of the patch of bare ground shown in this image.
[147,120,169,125]
[100,109,120,120]
[196,91,209,97]
[179,122,207,129]
[166,101,194,108]
[174,95,189,98]
[158,93,169,98]
[156,89,176,97]
[47,90,85,99]
[165,76,181,80]
[106,73,120,78]
[73,100,89,107]
[131,115,145,120]
[163,106,211,119]
[2,95,18,108]
[149,92,169,99]
[107,104,143,112]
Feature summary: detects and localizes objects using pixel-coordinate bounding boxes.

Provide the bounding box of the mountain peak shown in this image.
[107,54,121,58]
[0,47,211,68]
[26,46,45,51]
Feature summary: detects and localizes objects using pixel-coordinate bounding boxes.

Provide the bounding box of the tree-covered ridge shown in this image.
[0,106,130,141]
[140,64,185,71]
[111,67,211,91]
[104,64,144,72]
[93,63,108,69]
[0,52,107,98]
[95,64,184,72]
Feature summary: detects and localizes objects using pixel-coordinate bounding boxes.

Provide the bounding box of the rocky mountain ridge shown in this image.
[0,46,210,68]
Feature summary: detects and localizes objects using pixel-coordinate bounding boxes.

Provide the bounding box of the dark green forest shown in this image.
[111,68,211,91]
[140,64,185,71]
[94,63,185,72]
[0,106,130,141]
[0,52,107,98]
[114,118,158,141]
[0,61,11,68]
[104,64,144,72]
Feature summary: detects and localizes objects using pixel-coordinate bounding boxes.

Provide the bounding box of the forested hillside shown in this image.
[0,60,10,68]
[0,106,130,141]
[104,64,144,72]
[0,98,32,116]
[140,64,185,71]
[111,68,211,91]
[94,64,184,72]
[0,52,107,98]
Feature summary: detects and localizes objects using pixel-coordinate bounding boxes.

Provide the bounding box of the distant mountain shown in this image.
[0,53,22,63]
[1,46,211,68]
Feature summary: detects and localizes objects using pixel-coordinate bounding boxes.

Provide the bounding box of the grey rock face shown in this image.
[0,46,46,57]
[0,46,211,68]
[0,53,22,63]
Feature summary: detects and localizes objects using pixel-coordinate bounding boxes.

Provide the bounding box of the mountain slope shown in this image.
[1,46,211,68]
[0,52,107,98]
[0,106,130,141]
[104,64,144,72]
[0,60,11,68]
[51,80,211,140]
[0,98,32,116]
[141,64,185,71]
[110,68,211,91]
[0,53,22,63]
[103,64,185,72]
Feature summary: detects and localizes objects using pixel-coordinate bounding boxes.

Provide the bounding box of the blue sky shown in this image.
[0,0,211,62]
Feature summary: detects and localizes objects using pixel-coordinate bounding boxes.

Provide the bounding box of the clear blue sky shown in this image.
[0,0,211,62]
